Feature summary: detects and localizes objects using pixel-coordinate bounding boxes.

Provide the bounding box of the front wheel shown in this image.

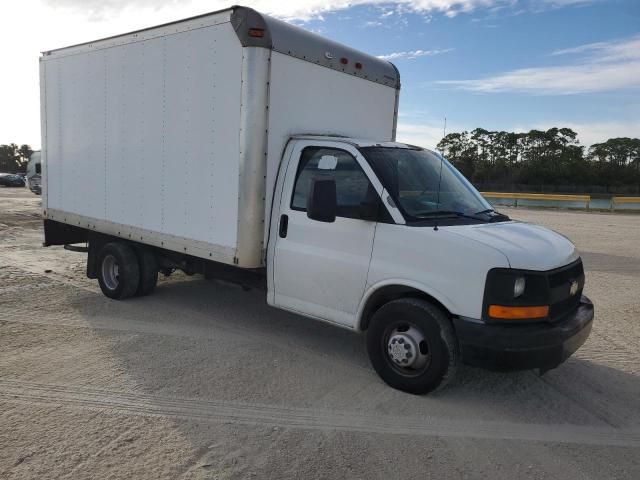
[366,298,458,395]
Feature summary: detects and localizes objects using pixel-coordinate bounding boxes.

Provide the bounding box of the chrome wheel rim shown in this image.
[101,254,120,290]
[385,323,430,376]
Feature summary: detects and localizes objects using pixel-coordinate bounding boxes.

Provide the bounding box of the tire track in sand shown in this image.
[1,379,639,448]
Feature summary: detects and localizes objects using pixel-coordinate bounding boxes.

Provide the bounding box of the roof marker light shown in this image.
[248,28,265,38]
[340,57,348,65]
[355,62,363,69]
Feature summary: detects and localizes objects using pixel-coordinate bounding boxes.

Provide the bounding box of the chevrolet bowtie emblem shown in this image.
[569,280,579,296]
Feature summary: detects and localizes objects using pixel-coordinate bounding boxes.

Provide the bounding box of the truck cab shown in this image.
[267,135,593,393]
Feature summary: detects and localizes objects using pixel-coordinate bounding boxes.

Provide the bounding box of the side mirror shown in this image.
[307,178,336,223]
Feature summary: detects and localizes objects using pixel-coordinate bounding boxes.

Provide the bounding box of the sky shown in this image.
[1,0,638,150]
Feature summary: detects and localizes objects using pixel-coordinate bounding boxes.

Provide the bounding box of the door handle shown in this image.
[279,214,289,238]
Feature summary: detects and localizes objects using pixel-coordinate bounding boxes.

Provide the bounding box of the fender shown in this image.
[355,278,458,332]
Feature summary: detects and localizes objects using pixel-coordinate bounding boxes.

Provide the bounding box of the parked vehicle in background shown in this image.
[0,173,26,187]
[26,151,42,194]
[39,5,594,394]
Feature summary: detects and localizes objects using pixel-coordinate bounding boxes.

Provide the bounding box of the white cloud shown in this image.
[551,35,640,62]
[396,121,452,149]
[440,62,640,94]
[550,41,611,57]
[377,48,453,60]
[440,34,640,95]
[43,1,513,22]
[540,0,597,6]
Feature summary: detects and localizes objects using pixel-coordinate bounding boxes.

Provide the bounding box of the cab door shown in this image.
[272,141,381,328]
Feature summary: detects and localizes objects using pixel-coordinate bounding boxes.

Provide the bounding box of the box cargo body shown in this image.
[40,6,399,268]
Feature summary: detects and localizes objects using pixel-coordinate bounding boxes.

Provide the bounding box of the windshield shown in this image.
[360,147,491,220]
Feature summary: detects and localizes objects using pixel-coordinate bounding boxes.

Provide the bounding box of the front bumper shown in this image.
[453,295,594,371]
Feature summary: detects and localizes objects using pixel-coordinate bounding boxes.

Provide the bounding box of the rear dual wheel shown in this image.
[134,247,159,296]
[367,298,458,395]
[97,242,157,300]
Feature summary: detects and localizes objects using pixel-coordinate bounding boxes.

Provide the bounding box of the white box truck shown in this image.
[40,6,594,394]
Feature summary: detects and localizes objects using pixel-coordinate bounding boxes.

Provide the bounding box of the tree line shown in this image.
[3,130,640,194]
[0,144,34,173]
[437,128,640,194]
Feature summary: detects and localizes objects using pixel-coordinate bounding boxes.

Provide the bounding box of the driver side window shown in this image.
[291,147,374,220]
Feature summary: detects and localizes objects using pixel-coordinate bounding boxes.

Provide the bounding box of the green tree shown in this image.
[0,143,33,173]
[588,138,640,188]
[437,131,476,179]
[0,144,20,173]
[18,144,34,167]
[437,127,640,192]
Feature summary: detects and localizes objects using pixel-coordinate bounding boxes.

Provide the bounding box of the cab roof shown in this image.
[290,134,434,152]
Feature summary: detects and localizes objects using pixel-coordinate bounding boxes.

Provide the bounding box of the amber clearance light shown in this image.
[248,28,265,38]
[488,305,549,320]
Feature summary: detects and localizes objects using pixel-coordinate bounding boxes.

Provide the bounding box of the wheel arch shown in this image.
[356,281,456,332]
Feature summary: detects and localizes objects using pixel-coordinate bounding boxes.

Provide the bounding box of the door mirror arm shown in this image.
[359,199,380,221]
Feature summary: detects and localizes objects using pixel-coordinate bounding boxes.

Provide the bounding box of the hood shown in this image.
[447,221,579,271]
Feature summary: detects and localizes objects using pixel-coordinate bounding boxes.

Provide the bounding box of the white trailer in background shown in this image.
[26,150,42,194]
[41,6,593,395]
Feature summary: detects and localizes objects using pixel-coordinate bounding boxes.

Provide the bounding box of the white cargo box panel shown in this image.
[41,10,242,264]
[266,51,398,222]
[40,6,400,268]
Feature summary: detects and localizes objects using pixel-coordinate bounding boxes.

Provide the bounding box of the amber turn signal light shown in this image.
[488,305,549,320]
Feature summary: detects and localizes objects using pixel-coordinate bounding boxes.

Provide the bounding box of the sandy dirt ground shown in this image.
[1,187,639,479]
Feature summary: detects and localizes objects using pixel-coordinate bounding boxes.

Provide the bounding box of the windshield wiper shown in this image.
[415,209,511,223]
[415,210,485,221]
[473,208,510,222]
[474,208,495,215]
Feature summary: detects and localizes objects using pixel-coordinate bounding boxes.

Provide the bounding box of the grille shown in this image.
[547,259,584,321]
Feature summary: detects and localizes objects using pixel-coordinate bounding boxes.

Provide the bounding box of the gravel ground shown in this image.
[1,187,639,479]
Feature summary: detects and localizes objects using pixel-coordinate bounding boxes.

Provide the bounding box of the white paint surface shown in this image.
[42,16,243,257]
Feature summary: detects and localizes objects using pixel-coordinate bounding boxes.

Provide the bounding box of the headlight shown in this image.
[483,269,549,322]
[514,276,525,298]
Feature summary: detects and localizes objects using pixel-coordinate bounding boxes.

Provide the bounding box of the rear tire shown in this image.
[97,242,140,300]
[366,298,458,395]
[135,247,158,296]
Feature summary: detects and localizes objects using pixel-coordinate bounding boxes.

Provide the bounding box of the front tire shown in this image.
[366,298,458,395]
[97,242,140,300]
